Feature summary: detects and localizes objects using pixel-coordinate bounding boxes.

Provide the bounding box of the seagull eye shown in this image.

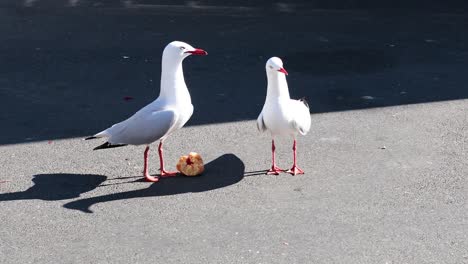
[180,47,186,50]
[269,66,273,69]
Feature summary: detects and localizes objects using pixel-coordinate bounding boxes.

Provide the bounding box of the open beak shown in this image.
[278,67,288,75]
[185,48,208,56]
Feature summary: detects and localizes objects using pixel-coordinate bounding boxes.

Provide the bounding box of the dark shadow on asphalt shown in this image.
[0,174,107,202]
[284,49,396,76]
[63,154,244,213]
[2,0,468,11]
[1,4,468,145]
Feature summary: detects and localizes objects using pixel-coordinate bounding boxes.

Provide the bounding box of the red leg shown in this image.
[267,139,284,175]
[158,141,178,177]
[286,139,305,176]
[143,146,159,182]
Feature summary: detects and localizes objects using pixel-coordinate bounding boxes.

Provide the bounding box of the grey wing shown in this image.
[109,110,178,145]
[290,99,311,135]
[93,99,167,139]
[256,112,267,132]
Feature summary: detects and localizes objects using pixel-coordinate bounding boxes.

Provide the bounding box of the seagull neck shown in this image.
[267,72,290,99]
[159,59,191,103]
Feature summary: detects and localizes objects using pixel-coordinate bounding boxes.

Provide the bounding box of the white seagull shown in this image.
[86,41,207,182]
[257,57,311,175]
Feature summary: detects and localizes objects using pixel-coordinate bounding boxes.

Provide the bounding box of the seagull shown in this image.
[257,57,311,175]
[85,41,207,182]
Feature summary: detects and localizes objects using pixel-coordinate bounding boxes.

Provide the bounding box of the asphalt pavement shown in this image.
[0,3,467,263]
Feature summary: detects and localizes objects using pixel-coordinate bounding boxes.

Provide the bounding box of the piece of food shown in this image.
[176,152,204,176]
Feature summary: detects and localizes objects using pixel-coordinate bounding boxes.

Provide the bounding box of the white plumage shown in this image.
[87,41,207,182]
[257,57,311,175]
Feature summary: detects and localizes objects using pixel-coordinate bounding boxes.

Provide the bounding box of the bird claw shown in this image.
[144,173,160,182]
[142,170,177,181]
[266,166,284,175]
[286,166,304,176]
[159,170,178,177]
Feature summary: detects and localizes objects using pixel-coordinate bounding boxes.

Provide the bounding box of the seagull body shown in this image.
[257,57,311,175]
[86,41,207,182]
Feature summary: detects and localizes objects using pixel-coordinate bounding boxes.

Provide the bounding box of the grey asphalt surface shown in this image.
[1,2,468,263]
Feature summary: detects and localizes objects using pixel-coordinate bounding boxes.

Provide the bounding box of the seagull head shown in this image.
[266,57,288,75]
[163,41,208,61]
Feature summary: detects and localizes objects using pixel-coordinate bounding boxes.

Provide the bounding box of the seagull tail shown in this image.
[84,130,108,140]
[93,142,128,150]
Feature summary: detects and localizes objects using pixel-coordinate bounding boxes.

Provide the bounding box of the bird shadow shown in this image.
[63,154,244,213]
[244,170,268,177]
[0,173,107,202]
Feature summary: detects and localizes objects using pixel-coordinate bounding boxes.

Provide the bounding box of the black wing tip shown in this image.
[84,136,97,140]
[299,97,309,109]
[93,142,128,150]
[260,116,267,132]
[256,114,267,132]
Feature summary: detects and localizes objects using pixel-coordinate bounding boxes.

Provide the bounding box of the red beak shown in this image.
[278,67,288,75]
[185,48,208,56]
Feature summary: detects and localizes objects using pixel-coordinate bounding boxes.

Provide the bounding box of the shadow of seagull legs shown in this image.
[63,154,245,213]
[244,170,269,177]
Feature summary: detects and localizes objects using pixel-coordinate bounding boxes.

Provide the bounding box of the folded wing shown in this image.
[256,112,267,132]
[290,99,311,135]
[107,110,178,145]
